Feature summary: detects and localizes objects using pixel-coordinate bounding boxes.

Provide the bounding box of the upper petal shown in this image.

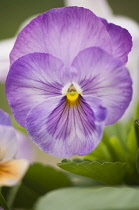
[10,7,112,66]
[26,95,107,158]
[6,53,66,127]
[71,47,132,125]
[100,18,132,64]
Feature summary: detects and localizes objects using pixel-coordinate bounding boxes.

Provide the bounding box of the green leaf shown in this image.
[3,163,72,209]
[35,187,139,210]
[127,124,138,163]
[22,163,72,195]
[0,191,9,210]
[58,160,127,185]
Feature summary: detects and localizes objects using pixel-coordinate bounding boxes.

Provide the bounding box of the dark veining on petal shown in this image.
[46,96,96,141]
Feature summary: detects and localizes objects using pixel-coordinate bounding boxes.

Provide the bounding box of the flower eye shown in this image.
[66,84,79,104]
[66,92,79,104]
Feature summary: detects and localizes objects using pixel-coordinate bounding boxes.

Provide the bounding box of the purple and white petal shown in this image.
[72,47,132,125]
[26,96,107,158]
[10,7,112,66]
[15,131,34,162]
[0,109,12,126]
[100,18,132,64]
[0,126,17,162]
[6,53,67,127]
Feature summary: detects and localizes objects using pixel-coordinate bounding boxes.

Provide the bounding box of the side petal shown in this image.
[0,126,17,162]
[0,159,28,186]
[26,96,107,158]
[15,131,34,162]
[72,47,132,125]
[100,18,132,64]
[10,7,112,66]
[0,109,12,126]
[6,53,66,127]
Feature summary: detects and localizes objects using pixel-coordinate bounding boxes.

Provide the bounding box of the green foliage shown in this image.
[134,101,139,119]
[136,149,139,174]
[134,119,139,146]
[57,103,139,185]
[0,191,9,210]
[35,187,139,210]
[84,133,113,162]
[58,160,127,185]
[2,163,72,209]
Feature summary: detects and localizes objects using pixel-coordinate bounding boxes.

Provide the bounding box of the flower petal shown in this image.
[0,109,12,126]
[0,159,28,186]
[0,126,17,161]
[6,53,66,127]
[15,131,34,162]
[10,7,112,66]
[72,47,132,125]
[26,96,107,158]
[100,18,132,64]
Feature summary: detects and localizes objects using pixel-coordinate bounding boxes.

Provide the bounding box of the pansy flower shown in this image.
[6,7,132,158]
[0,109,28,186]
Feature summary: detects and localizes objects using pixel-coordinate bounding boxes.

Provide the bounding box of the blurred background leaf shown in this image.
[2,163,72,209]
[35,186,139,210]
[136,149,139,174]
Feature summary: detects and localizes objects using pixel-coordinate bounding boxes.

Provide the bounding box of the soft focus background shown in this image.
[0,0,139,165]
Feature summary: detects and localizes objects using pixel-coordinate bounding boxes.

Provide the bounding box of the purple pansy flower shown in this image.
[0,109,29,186]
[6,7,132,158]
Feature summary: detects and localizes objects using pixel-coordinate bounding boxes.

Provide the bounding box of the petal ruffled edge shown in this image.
[10,7,112,66]
[100,18,132,64]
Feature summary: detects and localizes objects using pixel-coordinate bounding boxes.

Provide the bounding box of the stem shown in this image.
[7,182,21,209]
[134,119,139,146]
[0,191,9,210]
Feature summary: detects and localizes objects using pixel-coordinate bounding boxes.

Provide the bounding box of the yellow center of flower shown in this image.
[66,84,79,104]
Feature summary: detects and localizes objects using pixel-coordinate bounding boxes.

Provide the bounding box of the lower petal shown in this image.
[0,159,28,186]
[26,96,107,158]
[0,126,17,162]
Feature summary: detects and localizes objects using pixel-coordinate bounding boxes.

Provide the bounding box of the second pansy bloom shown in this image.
[6,7,132,158]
